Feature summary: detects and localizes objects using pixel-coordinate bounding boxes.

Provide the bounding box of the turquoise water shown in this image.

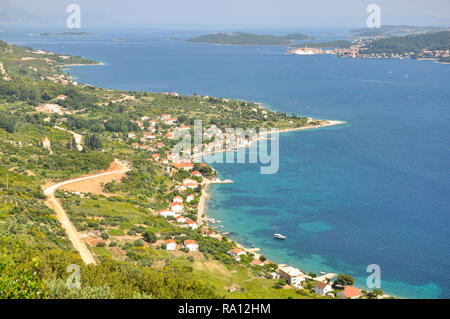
[3,28,449,298]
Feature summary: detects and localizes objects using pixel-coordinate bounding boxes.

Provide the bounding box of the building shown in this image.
[173,196,183,203]
[170,202,183,213]
[176,183,187,192]
[173,163,194,171]
[230,248,246,261]
[186,194,195,203]
[41,137,51,149]
[251,259,265,266]
[35,103,64,114]
[175,216,187,223]
[278,265,306,288]
[184,240,198,252]
[185,219,198,230]
[315,281,332,296]
[157,209,175,217]
[192,170,202,177]
[165,239,177,251]
[337,286,362,299]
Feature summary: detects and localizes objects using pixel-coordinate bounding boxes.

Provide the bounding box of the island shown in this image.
[36,32,95,37]
[187,32,315,45]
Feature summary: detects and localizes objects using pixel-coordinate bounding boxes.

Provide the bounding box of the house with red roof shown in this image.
[192,170,202,177]
[185,219,198,230]
[337,286,362,299]
[315,281,332,296]
[170,202,183,213]
[230,248,246,261]
[157,209,175,217]
[251,260,265,266]
[173,196,183,203]
[183,240,198,252]
[165,239,177,251]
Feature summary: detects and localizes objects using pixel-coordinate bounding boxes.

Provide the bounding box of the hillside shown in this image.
[0,40,336,299]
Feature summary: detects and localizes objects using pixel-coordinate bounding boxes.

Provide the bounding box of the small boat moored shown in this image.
[274,233,286,239]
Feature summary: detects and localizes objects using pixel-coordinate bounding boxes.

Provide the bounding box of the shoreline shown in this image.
[193,119,346,160]
[57,57,399,298]
[61,62,105,67]
[193,118,395,298]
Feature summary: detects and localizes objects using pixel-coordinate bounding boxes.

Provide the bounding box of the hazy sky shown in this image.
[11,0,450,28]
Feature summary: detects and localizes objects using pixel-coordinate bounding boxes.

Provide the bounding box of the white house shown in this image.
[171,202,183,213]
[184,240,198,252]
[186,194,195,203]
[41,137,51,149]
[173,196,183,203]
[315,281,332,296]
[158,209,175,217]
[165,239,177,251]
[186,219,198,230]
[278,265,306,288]
[230,248,246,261]
[175,216,187,223]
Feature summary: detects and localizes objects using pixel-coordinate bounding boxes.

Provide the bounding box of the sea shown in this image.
[2,27,449,298]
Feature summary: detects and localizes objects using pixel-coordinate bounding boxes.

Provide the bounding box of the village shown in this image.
[34,102,376,299]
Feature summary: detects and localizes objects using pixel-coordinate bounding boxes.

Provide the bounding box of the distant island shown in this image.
[187,32,315,45]
[36,32,95,37]
[287,31,450,63]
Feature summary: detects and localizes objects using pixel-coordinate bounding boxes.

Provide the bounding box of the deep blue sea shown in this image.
[2,28,449,298]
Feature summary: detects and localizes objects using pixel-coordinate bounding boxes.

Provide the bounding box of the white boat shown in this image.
[320,271,326,275]
[274,233,286,239]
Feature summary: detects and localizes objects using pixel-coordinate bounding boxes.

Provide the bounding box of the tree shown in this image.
[85,133,103,150]
[142,230,156,243]
[333,274,354,288]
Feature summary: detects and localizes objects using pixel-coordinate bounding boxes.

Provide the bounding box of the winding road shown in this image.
[43,160,130,265]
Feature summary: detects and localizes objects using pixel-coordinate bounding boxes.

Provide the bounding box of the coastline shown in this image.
[61,62,105,67]
[196,120,351,273]
[193,119,346,160]
[192,118,394,298]
[196,119,346,224]
[56,53,404,298]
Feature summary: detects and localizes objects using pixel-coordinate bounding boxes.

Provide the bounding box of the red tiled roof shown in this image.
[315,281,328,289]
[342,286,362,298]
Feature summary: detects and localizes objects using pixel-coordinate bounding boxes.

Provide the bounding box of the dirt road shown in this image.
[43,160,130,265]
